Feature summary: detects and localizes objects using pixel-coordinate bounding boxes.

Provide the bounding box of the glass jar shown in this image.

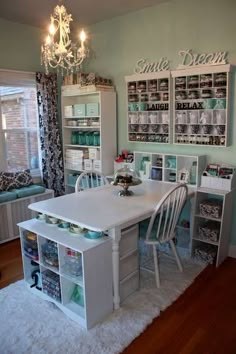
[140,156,150,171]
[71,131,77,145]
[77,131,85,145]
[93,131,100,146]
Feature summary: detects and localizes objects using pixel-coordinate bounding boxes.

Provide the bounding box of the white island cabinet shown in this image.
[18,218,113,329]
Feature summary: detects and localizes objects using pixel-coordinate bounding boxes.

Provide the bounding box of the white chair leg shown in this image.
[169,239,183,272]
[153,244,160,288]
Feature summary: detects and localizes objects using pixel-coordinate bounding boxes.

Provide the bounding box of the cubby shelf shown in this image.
[172,64,231,147]
[133,151,206,187]
[125,72,171,144]
[18,218,113,329]
[191,187,234,266]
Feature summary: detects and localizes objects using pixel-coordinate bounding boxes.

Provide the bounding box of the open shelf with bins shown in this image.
[125,72,171,144]
[172,64,231,147]
[133,151,206,187]
[18,218,113,329]
[191,187,234,266]
[61,86,116,193]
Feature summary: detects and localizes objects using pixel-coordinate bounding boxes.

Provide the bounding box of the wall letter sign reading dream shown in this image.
[178,49,228,68]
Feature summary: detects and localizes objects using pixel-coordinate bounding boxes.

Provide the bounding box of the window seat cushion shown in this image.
[13,185,46,199]
[0,191,18,203]
[0,185,46,203]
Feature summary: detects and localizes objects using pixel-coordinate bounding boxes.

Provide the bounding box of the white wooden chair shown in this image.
[142,183,188,288]
[75,170,109,192]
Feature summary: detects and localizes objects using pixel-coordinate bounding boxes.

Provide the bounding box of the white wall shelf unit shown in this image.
[172,64,231,147]
[125,72,171,144]
[18,218,113,329]
[191,187,234,266]
[133,151,206,187]
[61,85,117,193]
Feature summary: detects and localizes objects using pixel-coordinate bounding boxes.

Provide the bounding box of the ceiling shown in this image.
[0,0,168,29]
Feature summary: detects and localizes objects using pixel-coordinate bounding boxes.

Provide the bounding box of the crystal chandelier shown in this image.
[41,3,88,74]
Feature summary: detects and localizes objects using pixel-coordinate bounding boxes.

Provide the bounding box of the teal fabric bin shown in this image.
[86,103,100,116]
[0,191,17,203]
[74,104,86,117]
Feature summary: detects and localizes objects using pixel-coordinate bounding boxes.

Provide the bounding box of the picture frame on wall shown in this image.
[178,168,189,184]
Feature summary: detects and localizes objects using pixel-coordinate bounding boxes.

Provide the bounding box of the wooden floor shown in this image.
[1,240,236,353]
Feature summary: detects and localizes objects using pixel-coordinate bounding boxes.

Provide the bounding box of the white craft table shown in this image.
[29,180,194,309]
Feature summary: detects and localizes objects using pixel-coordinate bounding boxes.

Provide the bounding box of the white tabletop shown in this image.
[29,180,193,232]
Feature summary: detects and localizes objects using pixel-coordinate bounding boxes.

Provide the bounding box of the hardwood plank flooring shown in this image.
[0,239,23,289]
[123,257,236,354]
[1,239,236,353]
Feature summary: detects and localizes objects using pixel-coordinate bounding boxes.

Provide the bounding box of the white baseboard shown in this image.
[228,245,236,258]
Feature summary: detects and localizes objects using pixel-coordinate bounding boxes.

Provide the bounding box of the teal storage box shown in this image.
[74,104,86,117]
[86,103,100,117]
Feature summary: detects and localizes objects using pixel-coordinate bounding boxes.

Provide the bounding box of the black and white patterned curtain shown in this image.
[36,72,64,196]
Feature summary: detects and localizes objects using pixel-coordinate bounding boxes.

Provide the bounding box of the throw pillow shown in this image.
[4,172,18,191]
[14,170,33,188]
[0,172,6,191]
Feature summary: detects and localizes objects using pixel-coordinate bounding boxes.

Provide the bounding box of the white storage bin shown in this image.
[64,105,73,117]
[120,270,139,303]
[84,159,93,170]
[119,250,138,281]
[89,148,100,160]
[201,175,236,191]
[93,160,101,172]
[120,224,138,258]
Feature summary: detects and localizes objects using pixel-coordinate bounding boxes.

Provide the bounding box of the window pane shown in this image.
[0,87,38,129]
[4,130,39,171]
[0,85,40,172]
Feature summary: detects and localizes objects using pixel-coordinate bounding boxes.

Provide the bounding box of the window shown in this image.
[0,70,40,175]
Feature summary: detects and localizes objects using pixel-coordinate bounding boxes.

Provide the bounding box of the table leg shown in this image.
[109,227,121,310]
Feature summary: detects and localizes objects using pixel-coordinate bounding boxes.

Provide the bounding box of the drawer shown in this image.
[120,270,139,303]
[120,224,138,258]
[120,250,138,281]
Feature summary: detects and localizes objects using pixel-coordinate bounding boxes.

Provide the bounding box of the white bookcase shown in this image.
[18,219,113,329]
[125,72,171,144]
[172,64,231,147]
[61,85,117,193]
[133,151,206,187]
[191,187,234,266]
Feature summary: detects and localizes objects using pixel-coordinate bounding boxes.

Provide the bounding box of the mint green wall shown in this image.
[0,18,42,71]
[87,0,236,245]
[0,0,236,245]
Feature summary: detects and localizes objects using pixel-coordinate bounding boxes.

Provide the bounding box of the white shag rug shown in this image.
[0,255,204,354]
